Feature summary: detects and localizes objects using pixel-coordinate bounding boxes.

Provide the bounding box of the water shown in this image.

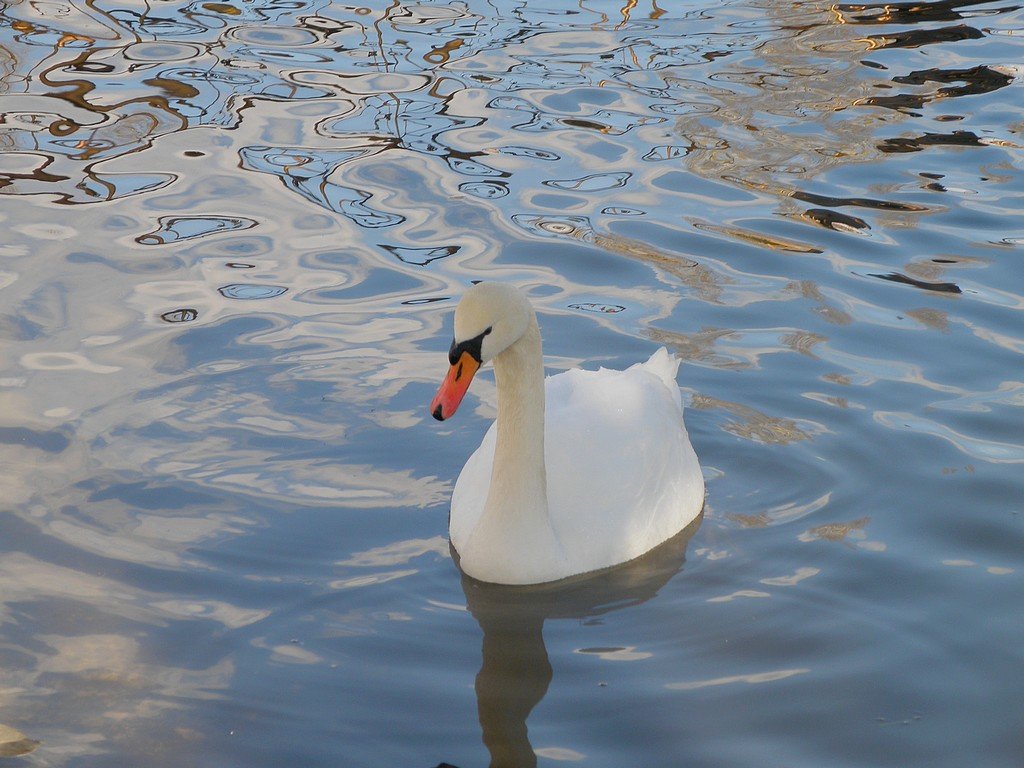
[1,0,1022,765]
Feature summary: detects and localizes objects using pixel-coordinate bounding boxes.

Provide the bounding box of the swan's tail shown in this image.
[632,347,683,411]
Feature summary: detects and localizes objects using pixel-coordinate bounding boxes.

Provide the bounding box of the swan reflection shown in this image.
[457,515,701,768]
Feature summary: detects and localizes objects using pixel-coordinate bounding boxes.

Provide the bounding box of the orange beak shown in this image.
[431,351,480,421]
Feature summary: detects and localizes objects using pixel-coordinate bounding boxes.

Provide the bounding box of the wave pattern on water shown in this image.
[1,1,1023,766]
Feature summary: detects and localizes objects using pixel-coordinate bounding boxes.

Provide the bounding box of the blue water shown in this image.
[1,0,1022,765]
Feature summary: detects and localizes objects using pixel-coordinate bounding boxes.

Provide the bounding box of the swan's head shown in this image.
[430,282,533,421]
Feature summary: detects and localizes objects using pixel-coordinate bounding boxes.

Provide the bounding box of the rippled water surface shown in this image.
[2,0,1023,765]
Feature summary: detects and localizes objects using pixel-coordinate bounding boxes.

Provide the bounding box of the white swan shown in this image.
[431,283,704,585]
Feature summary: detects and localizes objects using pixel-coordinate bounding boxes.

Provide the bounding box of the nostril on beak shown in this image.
[432,404,445,421]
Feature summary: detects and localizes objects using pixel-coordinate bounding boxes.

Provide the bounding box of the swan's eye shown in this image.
[449,329,487,365]
[484,326,492,336]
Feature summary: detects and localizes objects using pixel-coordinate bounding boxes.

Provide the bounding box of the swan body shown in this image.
[431,283,704,585]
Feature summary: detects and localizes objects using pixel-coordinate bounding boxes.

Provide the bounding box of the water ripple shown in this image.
[137,215,257,245]
[2,1,1024,764]
[875,411,1024,463]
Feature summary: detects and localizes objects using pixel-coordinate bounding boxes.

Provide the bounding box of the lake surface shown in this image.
[1,0,1023,765]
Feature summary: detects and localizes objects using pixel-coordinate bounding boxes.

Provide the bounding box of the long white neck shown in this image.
[490,316,548,517]
[460,315,566,584]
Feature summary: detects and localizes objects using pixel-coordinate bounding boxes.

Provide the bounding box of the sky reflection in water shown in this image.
[1,0,1023,766]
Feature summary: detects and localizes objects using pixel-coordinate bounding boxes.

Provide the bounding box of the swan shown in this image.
[430,282,704,585]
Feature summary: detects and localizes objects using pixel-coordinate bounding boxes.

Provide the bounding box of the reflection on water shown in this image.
[463,517,698,768]
[1,0,1023,765]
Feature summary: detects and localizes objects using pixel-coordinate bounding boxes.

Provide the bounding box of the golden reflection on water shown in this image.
[691,394,818,445]
[0,723,39,757]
